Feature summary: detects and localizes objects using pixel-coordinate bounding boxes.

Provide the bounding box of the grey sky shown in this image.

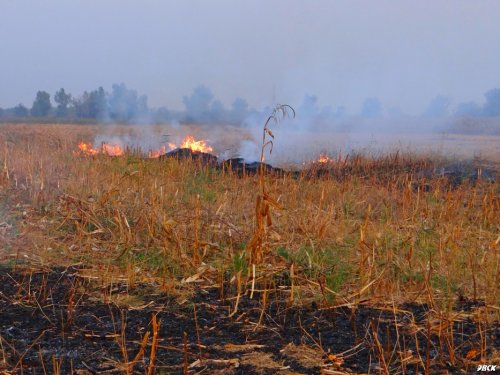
[1,1,500,114]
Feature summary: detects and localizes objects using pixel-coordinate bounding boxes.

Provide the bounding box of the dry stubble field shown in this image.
[0,123,498,374]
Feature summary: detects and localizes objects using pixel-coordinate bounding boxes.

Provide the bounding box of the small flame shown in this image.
[76,142,99,156]
[148,145,167,158]
[75,142,124,156]
[76,135,214,158]
[168,135,213,153]
[101,143,124,156]
[317,154,333,164]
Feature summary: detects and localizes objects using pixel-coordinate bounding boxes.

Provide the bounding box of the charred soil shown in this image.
[0,266,497,374]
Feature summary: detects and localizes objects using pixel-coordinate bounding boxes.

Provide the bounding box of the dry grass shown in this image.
[0,123,498,301]
[0,122,498,371]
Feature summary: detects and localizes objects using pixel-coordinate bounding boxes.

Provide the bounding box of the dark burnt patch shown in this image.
[302,158,498,189]
[159,149,498,189]
[161,150,287,177]
[219,158,286,177]
[161,147,218,166]
[0,266,497,374]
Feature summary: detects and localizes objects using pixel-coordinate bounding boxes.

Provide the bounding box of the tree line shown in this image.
[0,84,150,123]
[0,84,252,124]
[1,84,500,124]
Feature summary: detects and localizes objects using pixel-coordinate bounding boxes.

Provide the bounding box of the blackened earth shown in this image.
[162,148,498,187]
[0,266,497,374]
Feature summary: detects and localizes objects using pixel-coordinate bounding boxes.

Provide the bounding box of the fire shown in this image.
[317,154,333,164]
[168,135,213,153]
[75,142,124,156]
[148,145,167,159]
[76,135,213,158]
[101,143,124,156]
[76,142,99,156]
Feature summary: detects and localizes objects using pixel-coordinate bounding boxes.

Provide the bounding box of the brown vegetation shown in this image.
[0,123,498,373]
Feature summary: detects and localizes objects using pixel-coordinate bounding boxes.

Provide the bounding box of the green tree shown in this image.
[31,91,52,117]
[54,88,72,117]
[423,95,450,118]
[482,88,500,117]
[88,87,108,119]
[13,104,29,118]
[361,97,382,118]
[73,87,108,119]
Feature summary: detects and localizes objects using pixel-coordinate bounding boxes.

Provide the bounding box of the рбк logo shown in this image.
[477,365,497,372]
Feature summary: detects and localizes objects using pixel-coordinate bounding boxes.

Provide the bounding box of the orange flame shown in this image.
[76,142,99,156]
[317,154,333,163]
[76,135,213,158]
[148,145,167,158]
[75,142,124,156]
[168,135,213,153]
[101,143,124,156]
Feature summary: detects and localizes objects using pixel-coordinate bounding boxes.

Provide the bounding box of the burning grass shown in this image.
[0,123,498,373]
[75,134,214,158]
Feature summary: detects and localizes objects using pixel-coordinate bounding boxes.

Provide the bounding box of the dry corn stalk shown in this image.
[246,105,293,264]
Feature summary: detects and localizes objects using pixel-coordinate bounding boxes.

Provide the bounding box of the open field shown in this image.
[0,123,499,374]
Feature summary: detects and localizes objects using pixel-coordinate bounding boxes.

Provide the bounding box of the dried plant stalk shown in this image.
[247,105,294,264]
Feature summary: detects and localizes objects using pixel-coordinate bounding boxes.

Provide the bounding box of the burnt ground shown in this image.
[163,148,499,189]
[0,266,498,374]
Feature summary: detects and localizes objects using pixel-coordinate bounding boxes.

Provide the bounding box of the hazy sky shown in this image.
[1,1,500,114]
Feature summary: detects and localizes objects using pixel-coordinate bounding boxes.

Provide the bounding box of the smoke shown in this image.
[237,140,261,162]
[182,85,215,123]
[178,85,252,124]
[361,98,383,118]
[108,83,149,123]
[482,89,500,117]
[455,102,481,117]
[423,95,451,118]
[73,84,500,164]
[92,125,170,153]
[236,98,357,164]
[234,88,500,165]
